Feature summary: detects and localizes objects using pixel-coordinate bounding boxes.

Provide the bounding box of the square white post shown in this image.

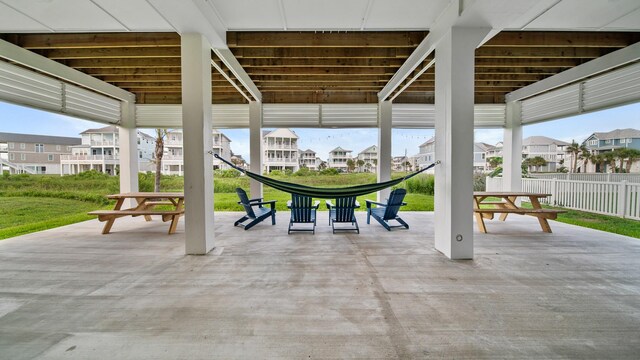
[378,100,392,202]
[181,33,215,255]
[118,99,139,208]
[503,101,523,192]
[434,27,490,260]
[249,101,263,199]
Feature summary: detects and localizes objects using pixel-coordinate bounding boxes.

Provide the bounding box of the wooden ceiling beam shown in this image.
[83,68,183,76]
[231,47,413,59]
[475,58,581,67]
[485,31,640,48]
[252,75,391,82]
[138,93,247,105]
[475,46,610,59]
[63,58,181,68]
[2,32,180,49]
[40,47,181,59]
[247,67,395,75]
[237,58,406,68]
[227,31,427,48]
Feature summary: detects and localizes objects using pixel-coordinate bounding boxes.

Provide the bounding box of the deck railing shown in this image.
[531,173,640,183]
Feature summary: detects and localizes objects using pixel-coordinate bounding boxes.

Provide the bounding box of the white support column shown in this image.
[249,101,263,199]
[434,26,491,260]
[118,99,139,208]
[181,33,215,255]
[503,101,523,192]
[378,100,392,202]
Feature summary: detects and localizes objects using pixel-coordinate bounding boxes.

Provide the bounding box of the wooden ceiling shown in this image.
[1,31,639,105]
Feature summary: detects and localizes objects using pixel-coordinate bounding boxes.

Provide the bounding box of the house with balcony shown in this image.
[356,145,378,173]
[263,128,299,173]
[327,146,353,172]
[581,128,640,172]
[298,149,320,170]
[0,132,80,174]
[522,136,569,172]
[61,125,154,175]
[416,137,436,173]
[474,143,495,172]
[416,138,495,173]
[392,156,411,171]
[163,128,232,175]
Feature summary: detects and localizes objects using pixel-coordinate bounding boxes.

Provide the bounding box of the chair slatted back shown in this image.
[291,193,313,223]
[235,188,256,218]
[334,196,357,222]
[383,189,407,220]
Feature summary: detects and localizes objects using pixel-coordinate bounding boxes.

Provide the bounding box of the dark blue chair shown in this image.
[326,196,360,234]
[366,188,409,231]
[234,188,276,230]
[287,194,320,234]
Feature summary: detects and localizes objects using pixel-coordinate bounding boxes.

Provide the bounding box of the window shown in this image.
[20,143,25,149]
[35,144,44,153]
[48,154,54,161]
[9,153,14,161]
[626,138,633,144]
[589,140,597,146]
[605,139,611,144]
[9,143,14,149]
[20,153,26,161]
[56,145,61,151]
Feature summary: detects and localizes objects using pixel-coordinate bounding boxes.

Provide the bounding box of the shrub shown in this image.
[319,168,339,176]
[269,170,283,176]
[404,174,435,195]
[294,167,313,176]
[473,173,486,191]
[215,169,241,178]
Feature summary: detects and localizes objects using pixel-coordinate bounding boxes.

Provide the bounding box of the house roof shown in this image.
[80,125,118,134]
[358,145,377,155]
[474,142,496,152]
[591,128,640,140]
[263,128,298,139]
[419,137,435,147]
[0,132,81,145]
[330,146,352,153]
[299,149,315,154]
[523,136,570,146]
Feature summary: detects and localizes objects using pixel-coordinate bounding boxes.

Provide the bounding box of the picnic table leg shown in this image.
[530,197,552,233]
[167,198,184,234]
[102,198,125,234]
[474,212,487,233]
[135,198,153,221]
[499,196,517,221]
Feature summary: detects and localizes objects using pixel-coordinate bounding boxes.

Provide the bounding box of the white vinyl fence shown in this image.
[531,173,640,183]
[485,177,640,220]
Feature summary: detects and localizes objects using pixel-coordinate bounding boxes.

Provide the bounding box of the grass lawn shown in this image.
[0,197,107,240]
[551,208,640,239]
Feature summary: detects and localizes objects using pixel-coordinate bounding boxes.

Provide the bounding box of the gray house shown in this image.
[0,132,80,174]
[582,128,640,172]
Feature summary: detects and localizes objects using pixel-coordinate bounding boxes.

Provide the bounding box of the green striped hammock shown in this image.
[214,154,439,198]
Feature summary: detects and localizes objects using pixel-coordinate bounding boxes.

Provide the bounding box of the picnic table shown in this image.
[88,192,185,234]
[473,192,565,233]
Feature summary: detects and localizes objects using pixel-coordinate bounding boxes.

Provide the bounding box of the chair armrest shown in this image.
[401,202,407,206]
[248,197,264,203]
[313,200,320,209]
[254,200,276,207]
[365,199,386,208]
[355,201,360,208]
[325,200,334,209]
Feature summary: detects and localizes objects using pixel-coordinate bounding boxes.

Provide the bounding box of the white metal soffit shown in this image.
[521,61,640,124]
[137,103,506,128]
[0,60,121,124]
[136,104,250,128]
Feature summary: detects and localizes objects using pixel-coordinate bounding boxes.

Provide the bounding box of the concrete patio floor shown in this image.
[1,211,639,359]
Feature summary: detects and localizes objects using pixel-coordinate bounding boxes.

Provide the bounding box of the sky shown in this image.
[1,101,639,161]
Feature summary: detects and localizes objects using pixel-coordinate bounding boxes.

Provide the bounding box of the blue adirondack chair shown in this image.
[326,196,360,234]
[365,188,409,231]
[287,193,320,234]
[234,188,276,230]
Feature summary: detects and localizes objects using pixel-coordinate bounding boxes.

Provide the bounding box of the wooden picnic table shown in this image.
[88,192,185,235]
[473,192,565,233]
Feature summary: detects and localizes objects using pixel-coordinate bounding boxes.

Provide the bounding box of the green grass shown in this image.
[0,197,107,240]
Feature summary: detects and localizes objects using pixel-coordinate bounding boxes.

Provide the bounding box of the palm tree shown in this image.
[318,161,328,170]
[531,156,547,172]
[565,141,581,173]
[623,149,640,173]
[603,151,617,173]
[578,145,590,173]
[153,129,167,192]
[488,156,502,169]
[356,159,365,172]
[346,159,355,173]
[612,148,628,173]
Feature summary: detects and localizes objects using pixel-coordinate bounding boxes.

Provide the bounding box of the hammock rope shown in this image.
[213,154,439,198]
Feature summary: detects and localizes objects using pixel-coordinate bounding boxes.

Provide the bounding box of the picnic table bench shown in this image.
[88,192,185,234]
[473,192,565,233]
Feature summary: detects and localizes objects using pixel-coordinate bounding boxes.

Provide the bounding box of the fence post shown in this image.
[550,178,557,206]
[607,173,611,182]
[617,180,627,218]
[567,173,570,180]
